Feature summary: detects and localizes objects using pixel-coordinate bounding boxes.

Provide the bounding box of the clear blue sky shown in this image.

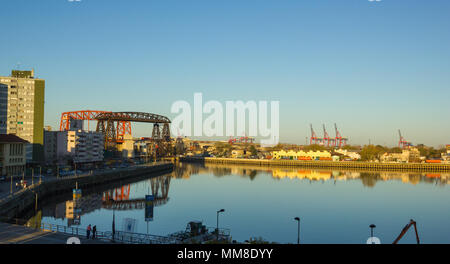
[1,0,449,147]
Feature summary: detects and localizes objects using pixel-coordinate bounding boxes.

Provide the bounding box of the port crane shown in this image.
[334,123,348,148]
[398,130,412,149]
[322,124,335,147]
[310,124,323,145]
[392,219,420,244]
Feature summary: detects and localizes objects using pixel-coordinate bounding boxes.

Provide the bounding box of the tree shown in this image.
[302,144,327,152]
[213,142,233,157]
[389,147,402,153]
[360,145,386,161]
[249,145,258,156]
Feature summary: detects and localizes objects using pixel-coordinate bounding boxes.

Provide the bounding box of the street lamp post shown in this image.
[10,173,12,195]
[294,217,300,244]
[370,224,376,239]
[216,209,225,241]
[39,166,42,184]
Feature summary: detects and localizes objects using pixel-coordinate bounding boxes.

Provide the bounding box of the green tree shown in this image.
[389,147,402,153]
[303,144,327,152]
[249,145,258,156]
[360,145,386,161]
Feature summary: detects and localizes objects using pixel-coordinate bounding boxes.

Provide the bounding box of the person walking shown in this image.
[86,224,91,239]
[92,225,97,239]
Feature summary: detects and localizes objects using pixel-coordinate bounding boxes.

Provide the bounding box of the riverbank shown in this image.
[0,162,173,221]
[180,157,450,172]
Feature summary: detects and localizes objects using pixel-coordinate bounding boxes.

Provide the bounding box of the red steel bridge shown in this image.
[59,110,172,151]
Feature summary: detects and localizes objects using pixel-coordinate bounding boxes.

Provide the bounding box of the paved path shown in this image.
[0,222,110,244]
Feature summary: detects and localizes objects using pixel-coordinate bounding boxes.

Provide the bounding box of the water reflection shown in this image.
[33,162,450,243]
[174,162,450,187]
[40,175,172,228]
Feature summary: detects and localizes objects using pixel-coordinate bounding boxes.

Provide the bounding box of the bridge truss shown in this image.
[60,110,132,143]
[59,110,172,156]
[95,112,172,153]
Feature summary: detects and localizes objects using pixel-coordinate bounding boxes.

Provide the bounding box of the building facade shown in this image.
[44,128,58,165]
[0,70,45,162]
[442,145,450,163]
[334,149,361,160]
[380,147,421,163]
[0,134,28,176]
[44,130,104,165]
[271,150,332,160]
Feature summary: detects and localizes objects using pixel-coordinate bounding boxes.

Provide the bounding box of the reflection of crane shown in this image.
[393,219,420,244]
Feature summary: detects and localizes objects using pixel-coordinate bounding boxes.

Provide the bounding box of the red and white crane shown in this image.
[323,124,335,147]
[310,124,323,145]
[398,130,412,149]
[334,123,348,148]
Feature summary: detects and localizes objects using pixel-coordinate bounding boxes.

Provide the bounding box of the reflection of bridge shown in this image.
[101,175,171,211]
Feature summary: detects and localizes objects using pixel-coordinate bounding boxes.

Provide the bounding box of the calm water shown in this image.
[34,162,450,244]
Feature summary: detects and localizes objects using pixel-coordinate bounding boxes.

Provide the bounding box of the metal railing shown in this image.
[39,222,177,244]
[0,217,229,244]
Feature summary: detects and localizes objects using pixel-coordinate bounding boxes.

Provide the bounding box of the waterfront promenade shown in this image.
[180,157,450,172]
[0,222,107,244]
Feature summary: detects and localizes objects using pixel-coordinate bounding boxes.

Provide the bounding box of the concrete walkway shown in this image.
[0,222,110,244]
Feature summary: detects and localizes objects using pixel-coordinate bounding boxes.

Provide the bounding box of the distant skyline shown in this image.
[1,0,449,147]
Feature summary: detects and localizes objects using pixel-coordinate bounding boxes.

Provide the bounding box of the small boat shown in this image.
[168,221,231,244]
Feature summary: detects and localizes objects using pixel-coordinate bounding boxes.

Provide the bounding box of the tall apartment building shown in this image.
[0,69,45,162]
[44,129,104,165]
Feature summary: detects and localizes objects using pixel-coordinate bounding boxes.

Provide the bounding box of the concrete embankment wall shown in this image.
[0,163,173,220]
[180,157,450,172]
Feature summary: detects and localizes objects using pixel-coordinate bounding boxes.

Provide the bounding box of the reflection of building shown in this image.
[0,70,45,162]
[0,134,28,176]
[379,173,421,185]
[66,200,81,226]
[271,169,332,181]
[174,162,450,188]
